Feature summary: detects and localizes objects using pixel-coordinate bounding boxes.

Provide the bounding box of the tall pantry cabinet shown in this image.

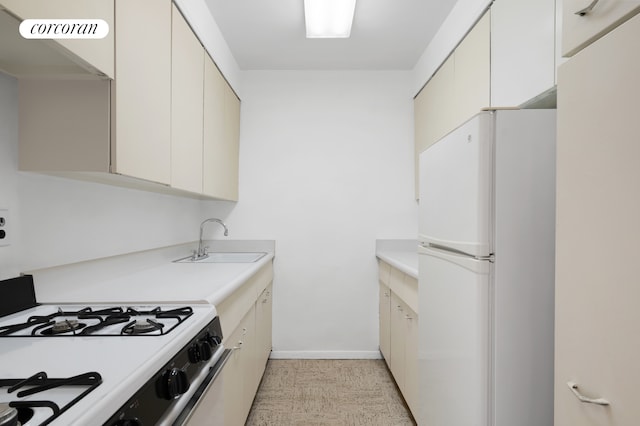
[555,12,640,425]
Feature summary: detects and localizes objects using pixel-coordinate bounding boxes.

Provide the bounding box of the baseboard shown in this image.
[269,350,383,360]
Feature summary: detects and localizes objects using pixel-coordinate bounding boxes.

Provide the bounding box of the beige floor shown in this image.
[245,359,416,426]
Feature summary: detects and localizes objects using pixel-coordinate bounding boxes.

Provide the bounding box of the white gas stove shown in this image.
[0,275,227,426]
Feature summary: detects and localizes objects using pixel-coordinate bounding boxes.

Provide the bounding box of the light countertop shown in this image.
[27,240,275,307]
[375,239,418,279]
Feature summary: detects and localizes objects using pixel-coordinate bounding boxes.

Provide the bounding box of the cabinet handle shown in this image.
[396,305,403,311]
[575,0,600,16]
[405,314,412,320]
[262,298,268,303]
[567,381,610,406]
[232,341,244,351]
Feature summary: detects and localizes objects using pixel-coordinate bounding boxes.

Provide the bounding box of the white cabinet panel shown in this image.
[203,56,239,201]
[556,12,640,425]
[113,0,171,185]
[379,283,391,363]
[171,4,204,193]
[453,12,490,124]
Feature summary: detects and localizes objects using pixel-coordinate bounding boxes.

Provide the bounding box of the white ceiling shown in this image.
[203,0,457,70]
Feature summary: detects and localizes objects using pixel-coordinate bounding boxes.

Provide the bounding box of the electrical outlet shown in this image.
[0,208,9,247]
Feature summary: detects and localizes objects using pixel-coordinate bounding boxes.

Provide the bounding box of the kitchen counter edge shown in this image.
[375,239,418,279]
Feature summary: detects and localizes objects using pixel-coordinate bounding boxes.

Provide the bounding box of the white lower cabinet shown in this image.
[255,284,273,374]
[379,283,391,363]
[223,310,250,426]
[217,262,273,426]
[378,260,418,418]
[390,293,407,391]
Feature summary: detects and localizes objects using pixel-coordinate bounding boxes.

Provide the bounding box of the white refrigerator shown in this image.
[418,110,555,426]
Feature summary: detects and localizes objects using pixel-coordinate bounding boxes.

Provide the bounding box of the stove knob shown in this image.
[188,340,212,363]
[204,331,222,346]
[198,340,214,361]
[159,368,190,400]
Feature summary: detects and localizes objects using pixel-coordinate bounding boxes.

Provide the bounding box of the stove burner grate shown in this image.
[0,371,102,426]
[37,319,87,336]
[0,306,194,337]
[122,318,165,335]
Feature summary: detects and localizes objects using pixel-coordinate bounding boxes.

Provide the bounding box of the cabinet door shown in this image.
[562,0,640,56]
[0,0,114,78]
[112,0,171,185]
[171,4,204,193]
[240,307,257,421]
[390,293,406,392]
[256,283,273,374]
[223,83,240,199]
[453,11,490,126]
[404,307,419,416]
[379,283,391,363]
[490,0,556,107]
[203,56,239,201]
[556,13,640,426]
[422,55,455,150]
[224,324,244,426]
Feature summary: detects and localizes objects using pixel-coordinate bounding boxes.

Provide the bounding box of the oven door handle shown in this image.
[172,348,233,426]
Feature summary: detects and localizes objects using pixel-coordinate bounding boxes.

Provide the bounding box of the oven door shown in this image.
[170,349,232,426]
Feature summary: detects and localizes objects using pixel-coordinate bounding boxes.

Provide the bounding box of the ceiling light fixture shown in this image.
[304,0,356,38]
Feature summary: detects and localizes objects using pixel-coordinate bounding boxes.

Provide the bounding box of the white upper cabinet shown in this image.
[112,0,172,185]
[562,0,640,56]
[0,0,114,78]
[203,55,240,201]
[16,0,241,199]
[171,4,204,194]
[453,11,490,124]
[490,0,557,107]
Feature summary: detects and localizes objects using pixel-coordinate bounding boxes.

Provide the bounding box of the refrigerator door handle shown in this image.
[418,245,491,274]
[567,382,610,406]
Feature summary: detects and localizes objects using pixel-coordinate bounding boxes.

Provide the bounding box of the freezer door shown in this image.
[418,246,491,426]
[418,112,493,257]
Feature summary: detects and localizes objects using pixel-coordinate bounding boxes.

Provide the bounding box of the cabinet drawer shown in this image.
[216,262,273,339]
[378,260,391,286]
[389,270,418,314]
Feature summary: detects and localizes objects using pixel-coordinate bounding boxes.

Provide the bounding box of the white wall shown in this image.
[0,71,233,280]
[226,71,418,357]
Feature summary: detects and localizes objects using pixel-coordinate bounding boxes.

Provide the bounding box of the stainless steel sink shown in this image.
[174,252,267,263]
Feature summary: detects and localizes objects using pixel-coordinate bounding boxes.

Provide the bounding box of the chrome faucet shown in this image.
[195,218,229,260]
